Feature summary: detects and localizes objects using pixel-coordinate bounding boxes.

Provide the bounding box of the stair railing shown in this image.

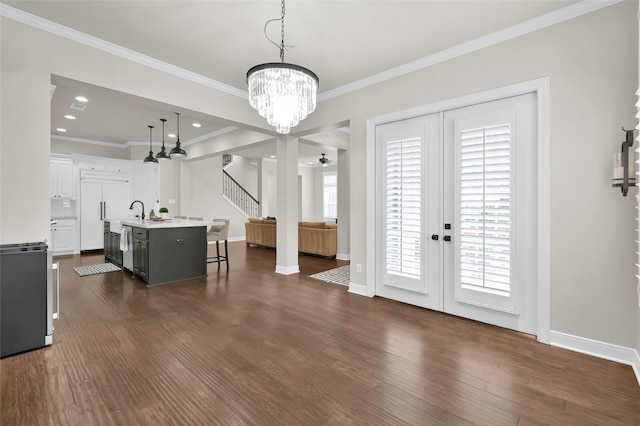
[222,170,259,218]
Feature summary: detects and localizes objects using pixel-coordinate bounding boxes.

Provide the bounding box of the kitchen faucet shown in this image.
[129,200,145,220]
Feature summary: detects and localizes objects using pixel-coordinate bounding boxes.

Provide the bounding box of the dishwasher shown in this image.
[121,225,134,272]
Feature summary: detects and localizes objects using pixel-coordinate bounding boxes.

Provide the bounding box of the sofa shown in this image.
[245,218,337,258]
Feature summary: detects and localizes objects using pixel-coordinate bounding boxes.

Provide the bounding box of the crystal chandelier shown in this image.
[247,0,319,134]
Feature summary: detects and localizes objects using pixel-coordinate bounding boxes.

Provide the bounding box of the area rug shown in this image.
[309,265,350,287]
[73,263,121,277]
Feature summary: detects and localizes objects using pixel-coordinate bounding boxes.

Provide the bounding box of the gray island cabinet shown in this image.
[131,224,207,286]
[105,219,209,287]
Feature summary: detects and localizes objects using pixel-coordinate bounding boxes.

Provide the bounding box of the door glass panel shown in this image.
[459,123,511,297]
[385,137,422,280]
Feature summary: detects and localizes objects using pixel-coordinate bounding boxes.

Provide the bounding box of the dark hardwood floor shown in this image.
[1,242,639,425]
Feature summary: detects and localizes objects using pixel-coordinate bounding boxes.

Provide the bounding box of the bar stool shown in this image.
[207,219,230,269]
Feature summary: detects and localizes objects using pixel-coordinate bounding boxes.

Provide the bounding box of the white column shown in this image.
[275,135,299,275]
[337,148,350,260]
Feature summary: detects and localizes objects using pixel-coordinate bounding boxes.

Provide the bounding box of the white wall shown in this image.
[224,155,258,197]
[179,155,249,239]
[297,1,639,348]
[298,165,315,221]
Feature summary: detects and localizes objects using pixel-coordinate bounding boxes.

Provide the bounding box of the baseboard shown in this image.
[550,330,640,386]
[228,236,245,243]
[336,253,350,261]
[348,282,370,297]
[275,264,299,275]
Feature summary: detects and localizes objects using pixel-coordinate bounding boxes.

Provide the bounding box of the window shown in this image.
[323,172,337,220]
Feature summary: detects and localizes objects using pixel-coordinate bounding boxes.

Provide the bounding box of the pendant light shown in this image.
[155,118,171,160]
[169,112,187,158]
[143,125,159,163]
[319,153,329,167]
[246,0,318,134]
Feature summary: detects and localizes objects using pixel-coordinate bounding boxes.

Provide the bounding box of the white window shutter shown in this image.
[386,137,422,280]
[459,123,512,296]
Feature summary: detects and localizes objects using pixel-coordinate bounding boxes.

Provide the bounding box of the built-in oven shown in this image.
[0,241,53,357]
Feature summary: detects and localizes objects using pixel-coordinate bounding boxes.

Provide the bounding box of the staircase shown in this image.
[222,169,260,218]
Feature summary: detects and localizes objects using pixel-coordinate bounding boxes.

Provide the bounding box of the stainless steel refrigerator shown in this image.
[0,241,53,358]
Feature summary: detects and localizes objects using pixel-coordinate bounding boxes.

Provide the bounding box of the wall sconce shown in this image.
[612,128,636,196]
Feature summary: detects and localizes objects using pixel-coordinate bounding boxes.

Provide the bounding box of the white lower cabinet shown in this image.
[51,219,77,255]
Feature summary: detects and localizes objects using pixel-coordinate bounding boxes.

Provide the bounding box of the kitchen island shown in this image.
[105,219,212,287]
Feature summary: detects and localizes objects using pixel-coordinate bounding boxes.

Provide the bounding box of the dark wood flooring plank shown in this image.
[1,243,639,425]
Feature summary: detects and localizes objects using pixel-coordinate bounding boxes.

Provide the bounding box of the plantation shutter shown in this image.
[386,136,422,280]
[458,123,512,296]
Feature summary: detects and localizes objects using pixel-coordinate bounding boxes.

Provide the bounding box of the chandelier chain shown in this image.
[280,0,285,61]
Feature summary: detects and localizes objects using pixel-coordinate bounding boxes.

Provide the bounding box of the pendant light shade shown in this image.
[169,112,187,158]
[246,0,318,134]
[156,118,171,160]
[143,125,159,163]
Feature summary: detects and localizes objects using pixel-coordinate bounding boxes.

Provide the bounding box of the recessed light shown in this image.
[56,128,67,132]
[168,133,176,138]
[269,155,276,159]
[64,114,76,120]
[75,96,88,103]
[192,122,201,128]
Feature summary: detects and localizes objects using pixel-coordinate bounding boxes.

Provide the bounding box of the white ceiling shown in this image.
[3,0,580,163]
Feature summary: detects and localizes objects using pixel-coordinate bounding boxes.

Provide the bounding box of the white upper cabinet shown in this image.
[50,156,74,198]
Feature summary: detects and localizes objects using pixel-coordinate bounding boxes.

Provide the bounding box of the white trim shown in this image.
[52,134,128,149]
[275,264,300,275]
[348,282,370,297]
[336,253,350,261]
[319,0,621,102]
[536,77,551,344]
[365,77,551,342]
[51,127,238,149]
[221,194,250,218]
[0,2,620,103]
[550,331,640,386]
[182,127,238,147]
[0,4,246,99]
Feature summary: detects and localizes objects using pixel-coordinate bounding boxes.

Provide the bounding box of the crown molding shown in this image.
[0,3,247,99]
[318,0,622,102]
[51,134,128,148]
[51,126,239,149]
[2,1,621,104]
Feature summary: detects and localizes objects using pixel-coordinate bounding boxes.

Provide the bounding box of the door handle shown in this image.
[431,234,439,241]
[444,236,451,242]
[99,201,103,220]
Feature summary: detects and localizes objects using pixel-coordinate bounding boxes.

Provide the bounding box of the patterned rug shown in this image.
[309,265,350,287]
[73,263,121,277]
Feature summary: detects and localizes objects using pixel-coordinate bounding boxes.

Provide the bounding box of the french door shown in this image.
[375,93,537,334]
